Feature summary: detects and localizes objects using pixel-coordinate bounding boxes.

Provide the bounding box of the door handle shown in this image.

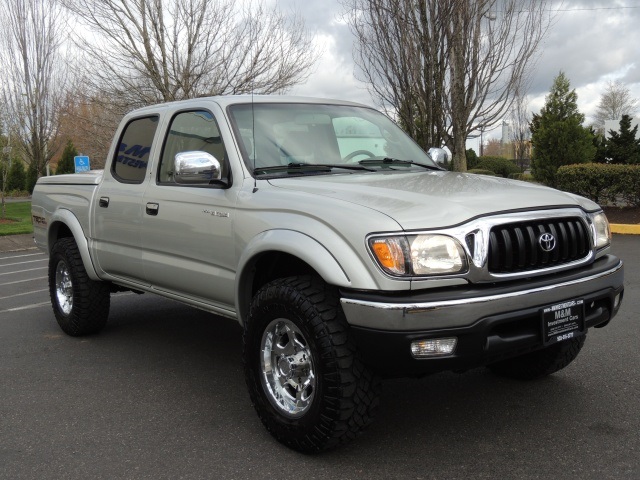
[146,203,159,216]
[99,197,109,208]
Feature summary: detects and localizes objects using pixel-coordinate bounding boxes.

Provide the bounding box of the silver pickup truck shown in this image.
[31,96,624,452]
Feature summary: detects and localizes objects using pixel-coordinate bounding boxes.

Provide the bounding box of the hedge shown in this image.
[508,172,534,181]
[468,169,499,176]
[556,163,640,207]
[475,156,520,178]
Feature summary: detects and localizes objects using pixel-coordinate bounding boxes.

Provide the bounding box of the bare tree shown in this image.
[483,138,503,157]
[62,0,317,115]
[346,0,448,150]
[345,0,552,171]
[509,86,531,171]
[0,0,70,181]
[593,80,639,132]
[55,88,122,170]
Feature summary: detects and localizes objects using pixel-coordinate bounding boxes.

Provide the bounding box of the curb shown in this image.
[610,224,640,235]
[0,234,37,253]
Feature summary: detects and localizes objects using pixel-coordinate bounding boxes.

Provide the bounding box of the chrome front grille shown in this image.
[487,217,590,273]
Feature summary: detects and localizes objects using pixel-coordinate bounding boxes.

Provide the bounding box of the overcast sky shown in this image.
[275,0,640,145]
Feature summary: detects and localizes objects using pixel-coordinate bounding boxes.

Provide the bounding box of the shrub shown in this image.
[468,169,498,176]
[466,148,479,170]
[508,172,535,182]
[475,156,520,177]
[556,163,640,207]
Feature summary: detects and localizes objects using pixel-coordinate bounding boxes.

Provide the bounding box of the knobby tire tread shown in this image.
[49,237,110,336]
[243,275,380,453]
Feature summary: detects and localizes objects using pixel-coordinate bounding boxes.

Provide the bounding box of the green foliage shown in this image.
[475,156,519,177]
[606,114,640,164]
[56,140,78,175]
[508,172,534,181]
[530,72,596,187]
[0,201,33,236]
[7,161,27,191]
[466,148,479,169]
[25,162,40,194]
[590,127,608,163]
[556,163,640,207]
[468,169,499,176]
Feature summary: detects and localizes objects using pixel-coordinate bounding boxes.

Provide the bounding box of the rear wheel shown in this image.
[487,336,586,380]
[48,237,110,336]
[243,275,380,452]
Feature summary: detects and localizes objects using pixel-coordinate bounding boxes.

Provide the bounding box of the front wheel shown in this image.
[487,335,586,380]
[243,276,380,452]
[48,237,110,336]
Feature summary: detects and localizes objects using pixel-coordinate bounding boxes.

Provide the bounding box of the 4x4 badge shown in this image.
[538,232,556,252]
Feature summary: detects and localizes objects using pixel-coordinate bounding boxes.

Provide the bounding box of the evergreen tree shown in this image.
[606,114,640,164]
[56,140,78,175]
[7,160,27,191]
[530,72,596,186]
[25,162,41,194]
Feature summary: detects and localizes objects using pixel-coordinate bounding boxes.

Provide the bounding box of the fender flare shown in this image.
[48,209,101,281]
[235,229,365,325]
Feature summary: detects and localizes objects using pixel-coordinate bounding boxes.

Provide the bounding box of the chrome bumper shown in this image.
[340,257,624,331]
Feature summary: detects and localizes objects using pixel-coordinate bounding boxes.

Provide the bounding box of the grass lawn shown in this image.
[0,201,33,236]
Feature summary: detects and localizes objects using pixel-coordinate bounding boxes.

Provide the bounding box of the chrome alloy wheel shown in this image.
[55,260,73,316]
[260,318,316,418]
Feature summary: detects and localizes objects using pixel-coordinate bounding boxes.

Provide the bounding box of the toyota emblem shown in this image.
[538,233,556,252]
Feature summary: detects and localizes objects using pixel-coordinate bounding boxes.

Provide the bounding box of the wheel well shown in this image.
[251,252,316,296]
[238,251,319,324]
[48,221,74,250]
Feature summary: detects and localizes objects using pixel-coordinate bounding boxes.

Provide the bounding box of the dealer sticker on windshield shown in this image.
[541,299,585,346]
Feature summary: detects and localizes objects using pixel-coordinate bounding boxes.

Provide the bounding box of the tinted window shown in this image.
[113,116,159,183]
[158,110,227,184]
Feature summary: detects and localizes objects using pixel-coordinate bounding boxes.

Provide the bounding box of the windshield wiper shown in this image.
[358,157,443,171]
[254,162,375,175]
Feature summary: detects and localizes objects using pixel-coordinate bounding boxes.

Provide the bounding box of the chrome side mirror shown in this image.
[174,151,221,184]
[427,147,448,168]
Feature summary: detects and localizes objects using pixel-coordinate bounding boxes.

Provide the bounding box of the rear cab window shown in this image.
[112,116,160,183]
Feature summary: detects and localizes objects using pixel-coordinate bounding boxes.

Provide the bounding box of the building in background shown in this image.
[604,117,640,139]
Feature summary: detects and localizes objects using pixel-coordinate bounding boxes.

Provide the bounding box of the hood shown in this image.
[268,171,600,230]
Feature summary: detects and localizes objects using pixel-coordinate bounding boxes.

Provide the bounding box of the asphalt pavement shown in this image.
[0,235,638,479]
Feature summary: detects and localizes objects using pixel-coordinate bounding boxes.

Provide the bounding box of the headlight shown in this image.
[369,234,468,276]
[591,212,611,250]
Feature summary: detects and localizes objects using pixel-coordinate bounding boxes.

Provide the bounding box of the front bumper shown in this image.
[340,255,624,377]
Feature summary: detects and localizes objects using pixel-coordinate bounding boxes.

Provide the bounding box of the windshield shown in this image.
[227,103,437,175]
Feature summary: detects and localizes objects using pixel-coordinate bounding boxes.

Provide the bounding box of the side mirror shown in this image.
[427,147,448,169]
[174,151,221,184]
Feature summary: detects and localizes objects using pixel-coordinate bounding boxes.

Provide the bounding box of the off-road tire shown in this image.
[487,335,586,380]
[243,275,380,453]
[48,237,110,336]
